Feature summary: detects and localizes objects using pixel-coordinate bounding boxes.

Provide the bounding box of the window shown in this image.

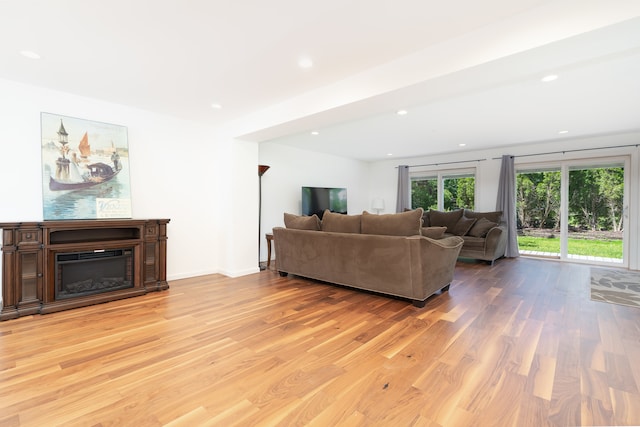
[411,169,475,211]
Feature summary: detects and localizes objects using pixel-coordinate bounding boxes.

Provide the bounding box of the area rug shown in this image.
[590,267,640,308]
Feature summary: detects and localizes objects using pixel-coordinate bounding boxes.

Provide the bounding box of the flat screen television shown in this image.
[301,186,347,219]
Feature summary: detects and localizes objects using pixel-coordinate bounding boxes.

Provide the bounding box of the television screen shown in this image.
[301,187,347,219]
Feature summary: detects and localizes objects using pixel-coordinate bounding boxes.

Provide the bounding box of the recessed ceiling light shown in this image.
[558,130,569,134]
[459,143,466,147]
[298,57,313,69]
[387,153,393,156]
[20,50,41,59]
[310,130,319,136]
[541,74,558,83]
[396,110,408,116]
[210,103,222,109]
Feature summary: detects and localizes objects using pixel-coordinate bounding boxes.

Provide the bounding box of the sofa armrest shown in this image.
[424,235,465,249]
[484,224,507,259]
[406,235,463,300]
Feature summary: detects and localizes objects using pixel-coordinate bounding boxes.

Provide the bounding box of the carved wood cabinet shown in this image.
[0,219,169,321]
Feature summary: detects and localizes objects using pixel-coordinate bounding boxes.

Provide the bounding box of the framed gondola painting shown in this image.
[41,112,132,220]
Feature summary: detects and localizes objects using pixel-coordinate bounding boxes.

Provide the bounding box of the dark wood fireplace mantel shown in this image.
[0,219,169,321]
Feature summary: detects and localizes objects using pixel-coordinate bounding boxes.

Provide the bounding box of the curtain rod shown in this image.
[492,143,639,160]
[397,158,487,168]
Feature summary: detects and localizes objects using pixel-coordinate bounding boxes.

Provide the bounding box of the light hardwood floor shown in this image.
[1,257,639,426]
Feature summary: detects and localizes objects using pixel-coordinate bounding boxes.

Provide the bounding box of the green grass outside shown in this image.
[517,236,622,259]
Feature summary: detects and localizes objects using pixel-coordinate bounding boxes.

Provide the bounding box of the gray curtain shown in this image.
[396,165,410,213]
[496,155,520,257]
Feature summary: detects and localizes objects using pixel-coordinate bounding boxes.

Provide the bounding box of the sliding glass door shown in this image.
[516,157,628,266]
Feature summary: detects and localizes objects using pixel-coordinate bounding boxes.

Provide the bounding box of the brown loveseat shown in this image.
[422,209,507,264]
[273,208,463,307]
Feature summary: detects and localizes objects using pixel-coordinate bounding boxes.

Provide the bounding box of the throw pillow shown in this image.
[405,207,430,226]
[283,213,321,230]
[464,209,503,224]
[468,217,498,237]
[422,210,431,227]
[321,210,361,233]
[451,216,477,236]
[360,208,423,236]
[421,226,446,239]
[429,209,464,233]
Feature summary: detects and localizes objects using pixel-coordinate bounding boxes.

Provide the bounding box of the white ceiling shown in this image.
[1,1,639,161]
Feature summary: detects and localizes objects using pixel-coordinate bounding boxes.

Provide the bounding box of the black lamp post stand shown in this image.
[258,165,270,270]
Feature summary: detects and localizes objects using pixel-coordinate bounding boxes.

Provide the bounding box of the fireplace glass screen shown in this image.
[55,248,134,299]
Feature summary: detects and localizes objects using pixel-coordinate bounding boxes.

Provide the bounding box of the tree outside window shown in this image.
[411,177,437,210]
[411,171,475,211]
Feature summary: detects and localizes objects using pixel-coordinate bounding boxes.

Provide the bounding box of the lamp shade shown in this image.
[371,198,385,212]
[258,165,270,176]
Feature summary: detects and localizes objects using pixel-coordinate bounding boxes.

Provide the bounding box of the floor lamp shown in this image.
[258,165,270,270]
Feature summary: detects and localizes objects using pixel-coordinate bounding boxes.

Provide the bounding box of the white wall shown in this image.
[214,136,262,277]
[0,78,259,282]
[257,142,370,262]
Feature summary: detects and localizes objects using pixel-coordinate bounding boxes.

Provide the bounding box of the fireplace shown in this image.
[55,248,134,300]
[1,219,170,320]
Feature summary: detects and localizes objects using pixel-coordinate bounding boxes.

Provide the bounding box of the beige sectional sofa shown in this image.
[422,209,507,264]
[273,208,463,307]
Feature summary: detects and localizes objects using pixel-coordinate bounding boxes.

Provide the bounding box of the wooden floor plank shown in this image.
[1,258,639,426]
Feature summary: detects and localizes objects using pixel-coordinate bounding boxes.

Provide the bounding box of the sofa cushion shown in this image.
[468,217,498,237]
[429,209,463,233]
[421,226,446,239]
[405,208,430,227]
[361,208,423,236]
[321,210,361,233]
[451,216,477,236]
[460,235,486,251]
[464,209,503,224]
[284,213,321,231]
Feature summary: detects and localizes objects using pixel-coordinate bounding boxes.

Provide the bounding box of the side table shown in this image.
[266,233,274,268]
